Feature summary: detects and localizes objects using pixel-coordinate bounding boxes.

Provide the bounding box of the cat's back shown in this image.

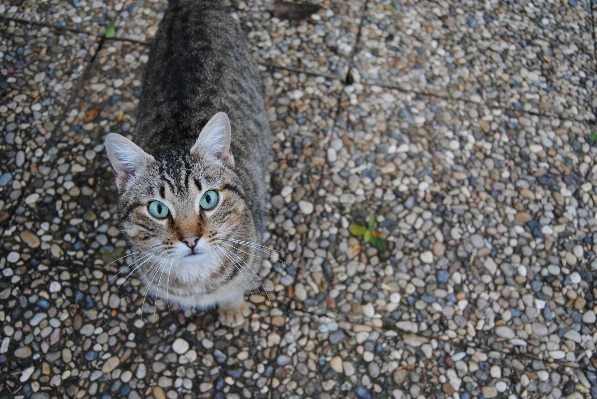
[133,0,270,161]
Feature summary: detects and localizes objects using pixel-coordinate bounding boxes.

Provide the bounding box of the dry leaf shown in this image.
[83,105,101,123]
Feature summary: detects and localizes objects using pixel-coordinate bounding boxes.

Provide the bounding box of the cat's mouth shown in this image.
[185,251,205,257]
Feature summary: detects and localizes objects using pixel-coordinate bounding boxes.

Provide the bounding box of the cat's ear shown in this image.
[191,112,235,167]
[104,133,154,190]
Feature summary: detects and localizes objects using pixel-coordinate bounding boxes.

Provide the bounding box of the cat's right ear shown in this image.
[104,133,154,190]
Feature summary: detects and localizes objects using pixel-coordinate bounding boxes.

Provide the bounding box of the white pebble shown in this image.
[298,200,314,215]
[49,281,62,292]
[172,338,190,355]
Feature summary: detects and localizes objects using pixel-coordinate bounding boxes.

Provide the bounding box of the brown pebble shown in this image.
[456,292,466,300]
[478,119,490,133]
[520,189,535,200]
[553,192,564,206]
[575,297,587,311]
[15,346,32,358]
[393,368,407,385]
[452,171,467,180]
[153,387,166,399]
[20,231,41,248]
[73,314,83,330]
[271,316,285,327]
[442,382,455,396]
[432,242,446,257]
[249,294,265,304]
[445,357,454,367]
[516,212,533,223]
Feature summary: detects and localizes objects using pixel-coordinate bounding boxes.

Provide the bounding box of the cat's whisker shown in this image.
[111,252,158,293]
[105,251,156,284]
[217,244,271,305]
[223,238,298,272]
[215,245,256,297]
[142,252,171,311]
[118,249,167,298]
[100,243,164,275]
[153,253,173,317]
[209,246,233,285]
[165,254,175,313]
[99,251,143,272]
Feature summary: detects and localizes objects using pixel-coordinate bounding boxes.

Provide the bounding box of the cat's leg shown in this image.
[218,294,251,327]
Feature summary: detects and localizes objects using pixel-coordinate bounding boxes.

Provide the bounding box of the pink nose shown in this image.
[182,236,200,249]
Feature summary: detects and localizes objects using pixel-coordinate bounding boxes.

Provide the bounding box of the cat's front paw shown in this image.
[218,300,251,327]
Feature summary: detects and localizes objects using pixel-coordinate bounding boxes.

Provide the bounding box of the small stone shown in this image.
[20,231,41,248]
[49,281,61,293]
[403,335,427,347]
[7,252,20,263]
[420,251,433,264]
[531,322,548,337]
[516,212,533,222]
[574,297,586,311]
[393,369,407,385]
[62,348,72,363]
[470,234,484,248]
[20,366,35,382]
[583,310,596,324]
[298,201,314,215]
[102,356,120,373]
[15,346,32,358]
[152,387,166,399]
[482,386,497,398]
[362,303,374,318]
[395,321,418,333]
[432,241,446,256]
[520,188,535,200]
[330,356,343,373]
[495,326,515,339]
[172,338,190,355]
[564,330,581,343]
[495,381,507,392]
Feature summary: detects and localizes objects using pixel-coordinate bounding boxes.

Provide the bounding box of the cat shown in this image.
[103,0,271,327]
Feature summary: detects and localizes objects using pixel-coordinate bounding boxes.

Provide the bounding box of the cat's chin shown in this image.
[174,252,221,285]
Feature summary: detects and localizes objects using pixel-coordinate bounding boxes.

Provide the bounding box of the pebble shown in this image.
[172,338,190,355]
[298,200,314,215]
[330,356,343,373]
[102,357,120,373]
[15,347,32,358]
[583,311,596,324]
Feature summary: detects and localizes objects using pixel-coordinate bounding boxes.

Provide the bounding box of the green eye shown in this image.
[148,201,169,219]
[200,190,219,210]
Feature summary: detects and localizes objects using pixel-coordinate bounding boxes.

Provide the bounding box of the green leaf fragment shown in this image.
[589,133,597,143]
[390,5,396,12]
[349,224,367,236]
[368,214,377,229]
[105,25,116,39]
[363,230,372,242]
[371,237,385,251]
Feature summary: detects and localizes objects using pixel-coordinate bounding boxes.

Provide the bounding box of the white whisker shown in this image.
[215,245,255,297]
[223,238,297,272]
[217,244,271,304]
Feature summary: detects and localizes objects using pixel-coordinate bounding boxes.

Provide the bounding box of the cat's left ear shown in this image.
[191,112,235,168]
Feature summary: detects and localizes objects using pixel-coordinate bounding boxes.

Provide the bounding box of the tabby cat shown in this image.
[104,0,271,327]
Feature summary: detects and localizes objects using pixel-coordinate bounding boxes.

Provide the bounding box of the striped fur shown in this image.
[104,0,271,326]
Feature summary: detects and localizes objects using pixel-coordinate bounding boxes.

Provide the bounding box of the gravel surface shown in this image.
[1,0,597,398]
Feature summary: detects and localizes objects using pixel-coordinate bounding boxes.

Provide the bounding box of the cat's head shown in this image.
[104,113,258,301]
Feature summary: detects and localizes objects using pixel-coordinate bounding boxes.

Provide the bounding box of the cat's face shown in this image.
[104,113,258,303]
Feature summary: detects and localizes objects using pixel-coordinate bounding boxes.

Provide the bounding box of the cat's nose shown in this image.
[182,236,200,249]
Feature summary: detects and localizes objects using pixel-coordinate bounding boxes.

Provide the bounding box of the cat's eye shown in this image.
[200,190,219,210]
[148,201,170,219]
